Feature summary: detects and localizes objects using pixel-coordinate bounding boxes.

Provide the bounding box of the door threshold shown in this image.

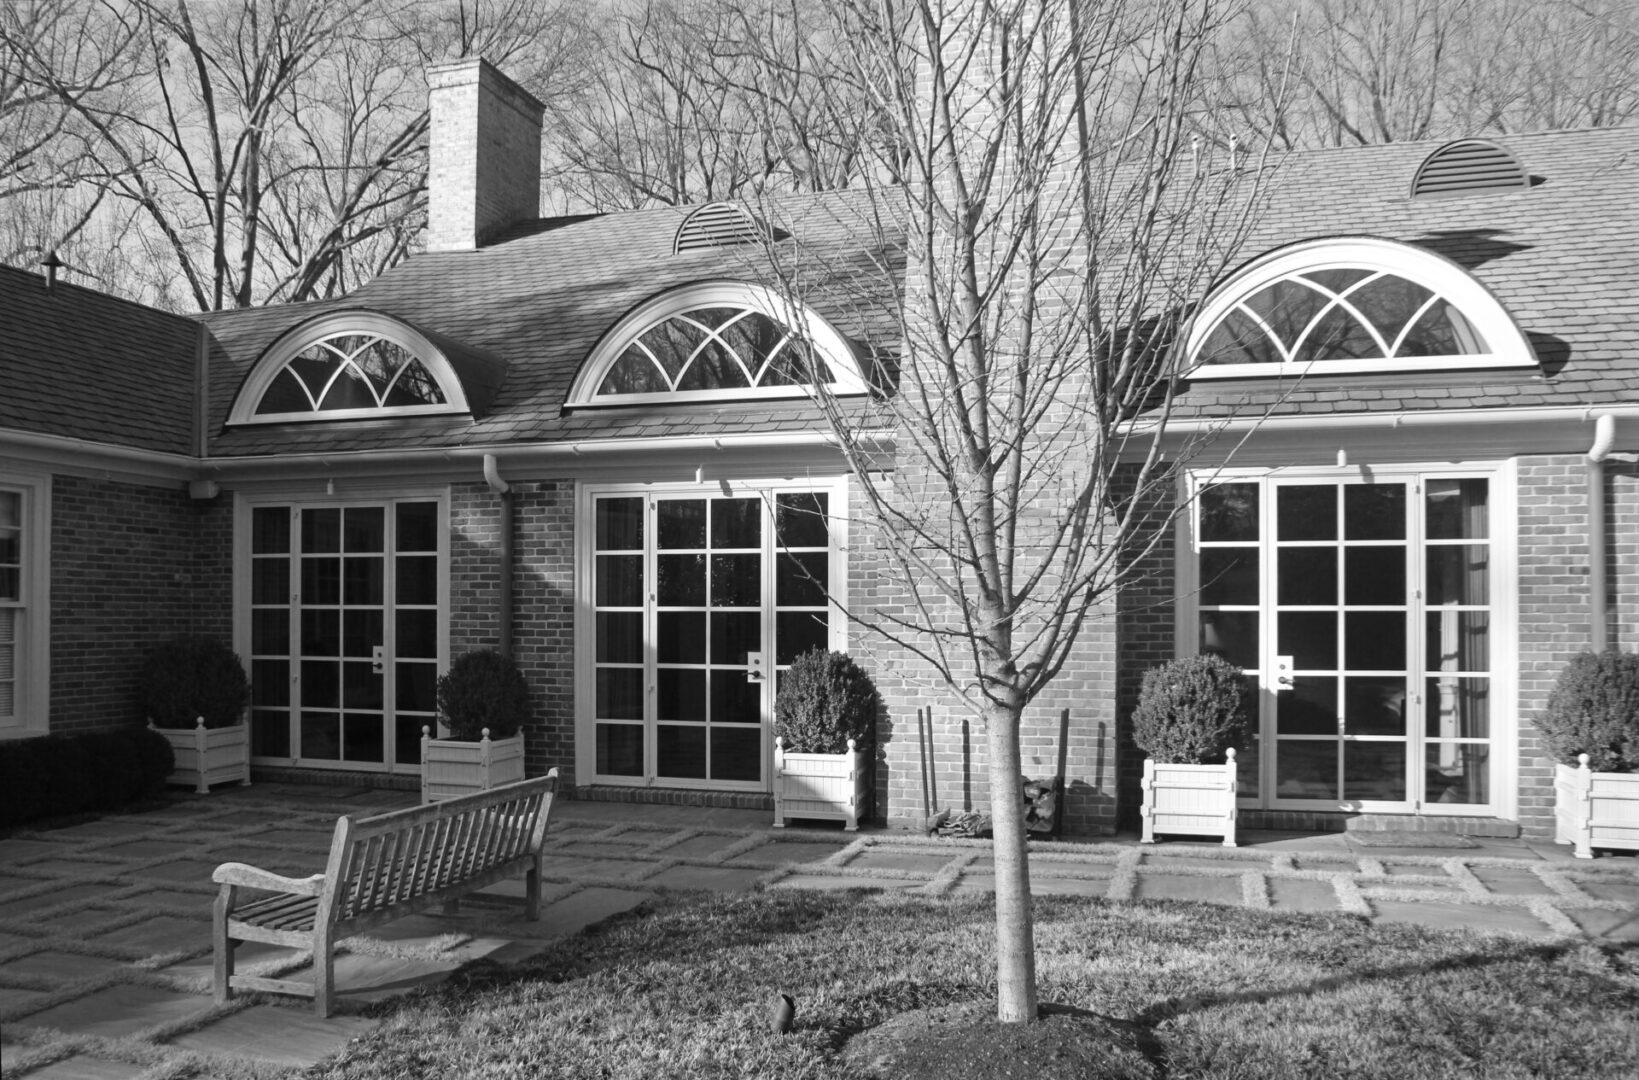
[575,785,774,811]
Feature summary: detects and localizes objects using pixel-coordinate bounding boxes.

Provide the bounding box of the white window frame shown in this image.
[232,485,451,773]
[566,282,869,407]
[229,310,473,424]
[1175,459,1519,820]
[0,470,50,737]
[573,475,852,789]
[1183,237,1538,379]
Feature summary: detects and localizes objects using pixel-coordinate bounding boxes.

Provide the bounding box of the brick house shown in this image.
[3,58,1635,840]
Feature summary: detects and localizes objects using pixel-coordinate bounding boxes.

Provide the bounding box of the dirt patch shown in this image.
[842,1001,1158,1080]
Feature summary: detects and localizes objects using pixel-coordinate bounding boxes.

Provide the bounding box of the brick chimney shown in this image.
[426,58,545,252]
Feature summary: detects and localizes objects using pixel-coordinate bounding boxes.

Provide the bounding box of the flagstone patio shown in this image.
[1,783,1635,1079]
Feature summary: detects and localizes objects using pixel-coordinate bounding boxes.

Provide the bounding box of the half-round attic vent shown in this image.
[1411,139,1528,199]
[674,202,767,253]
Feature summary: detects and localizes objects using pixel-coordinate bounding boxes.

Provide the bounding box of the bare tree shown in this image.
[5,0,592,310]
[1208,0,1639,151]
[0,0,144,266]
[544,0,884,211]
[757,0,1270,1023]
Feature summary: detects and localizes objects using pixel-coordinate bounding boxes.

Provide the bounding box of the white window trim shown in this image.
[573,475,852,790]
[1183,237,1538,380]
[232,485,451,773]
[566,281,869,407]
[229,310,472,424]
[0,470,50,738]
[1174,459,1518,821]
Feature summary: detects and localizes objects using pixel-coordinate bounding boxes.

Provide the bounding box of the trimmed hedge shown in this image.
[0,727,174,828]
[1540,650,1639,773]
[774,649,879,755]
[1131,654,1251,764]
[436,649,530,741]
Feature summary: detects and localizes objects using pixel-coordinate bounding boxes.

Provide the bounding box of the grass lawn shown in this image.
[307,891,1639,1079]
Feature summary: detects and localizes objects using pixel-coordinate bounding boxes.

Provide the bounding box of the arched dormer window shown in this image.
[229,310,498,424]
[567,282,868,407]
[1184,237,1536,379]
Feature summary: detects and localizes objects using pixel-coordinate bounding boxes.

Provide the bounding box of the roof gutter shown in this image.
[1131,402,1639,441]
[1586,414,1638,652]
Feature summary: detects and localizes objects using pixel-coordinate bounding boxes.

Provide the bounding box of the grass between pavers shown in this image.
[304,890,1639,1080]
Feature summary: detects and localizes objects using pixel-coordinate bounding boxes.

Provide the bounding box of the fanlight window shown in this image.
[1186,238,1535,378]
[598,306,829,397]
[255,333,447,416]
[230,311,479,425]
[1197,270,1485,367]
[570,283,866,406]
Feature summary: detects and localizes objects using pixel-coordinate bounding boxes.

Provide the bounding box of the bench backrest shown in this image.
[321,770,558,921]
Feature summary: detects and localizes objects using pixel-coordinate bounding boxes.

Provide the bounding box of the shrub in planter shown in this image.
[139,635,251,728]
[1539,650,1639,773]
[773,649,879,754]
[1131,654,1251,764]
[424,650,531,803]
[435,649,530,740]
[1132,654,1250,847]
[772,650,879,830]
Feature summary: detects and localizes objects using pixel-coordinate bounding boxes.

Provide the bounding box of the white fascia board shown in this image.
[202,430,897,485]
[0,430,197,487]
[1121,405,1639,465]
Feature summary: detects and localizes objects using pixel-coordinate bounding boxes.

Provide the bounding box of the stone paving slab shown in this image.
[16,983,209,1039]
[169,1003,375,1067]
[19,1055,147,1080]
[1370,899,1559,937]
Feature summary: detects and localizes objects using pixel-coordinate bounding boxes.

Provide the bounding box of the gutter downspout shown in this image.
[1585,414,1636,652]
[483,454,514,659]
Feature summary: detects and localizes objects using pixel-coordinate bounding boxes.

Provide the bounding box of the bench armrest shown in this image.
[213,862,326,896]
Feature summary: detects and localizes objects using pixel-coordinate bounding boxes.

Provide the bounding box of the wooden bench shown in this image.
[212,769,558,1017]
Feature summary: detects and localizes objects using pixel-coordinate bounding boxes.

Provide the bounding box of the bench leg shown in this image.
[525,863,541,921]
[313,925,335,1018]
[213,886,236,1005]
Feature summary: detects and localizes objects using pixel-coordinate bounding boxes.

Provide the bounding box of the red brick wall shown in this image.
[1515,455,1639,838]
[49,474,231,734]
[448,479,577,785]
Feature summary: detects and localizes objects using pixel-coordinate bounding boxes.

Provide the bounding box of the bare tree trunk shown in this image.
[984,697,1036,1023]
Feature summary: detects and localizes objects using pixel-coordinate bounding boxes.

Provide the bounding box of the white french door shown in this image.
[583,482,842,790]
[1189,468,1509,815]
[242,497,445,772]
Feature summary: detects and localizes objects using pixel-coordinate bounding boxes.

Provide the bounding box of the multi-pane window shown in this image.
[596,307,830,399]
[0,490,21,723]
[254,333,448,417]
[588,486,839,788]
[1193,473,1496,812]
[248,500,442,770]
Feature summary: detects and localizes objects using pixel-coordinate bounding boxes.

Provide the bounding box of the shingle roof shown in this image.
[0,264,201,455]
[201,188,901,458]
[1166,126,1639,420]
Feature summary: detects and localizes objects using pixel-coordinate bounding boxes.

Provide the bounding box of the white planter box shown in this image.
[1140,748,1237,847]
[774,736,869,831]
[421,728,526,803]
[150,719,251,794]
[1555,754,1639,858]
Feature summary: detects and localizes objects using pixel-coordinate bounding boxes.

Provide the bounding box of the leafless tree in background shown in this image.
[1207,0,1639,151]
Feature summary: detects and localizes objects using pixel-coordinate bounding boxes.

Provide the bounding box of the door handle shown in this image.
[1273,655,1294,692]
[745,651,765,682]
[371,644,385,675]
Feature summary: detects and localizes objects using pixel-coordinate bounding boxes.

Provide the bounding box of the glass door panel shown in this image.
[248,499,442,771]
[590,488,834,789]
[1196,474,1493,812]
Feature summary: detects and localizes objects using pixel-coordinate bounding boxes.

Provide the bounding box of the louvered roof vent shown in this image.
[1411,139,1528,199]
[674,202,767,253]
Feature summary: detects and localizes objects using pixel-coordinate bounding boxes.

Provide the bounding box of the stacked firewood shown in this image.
[924,777,1061,839]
